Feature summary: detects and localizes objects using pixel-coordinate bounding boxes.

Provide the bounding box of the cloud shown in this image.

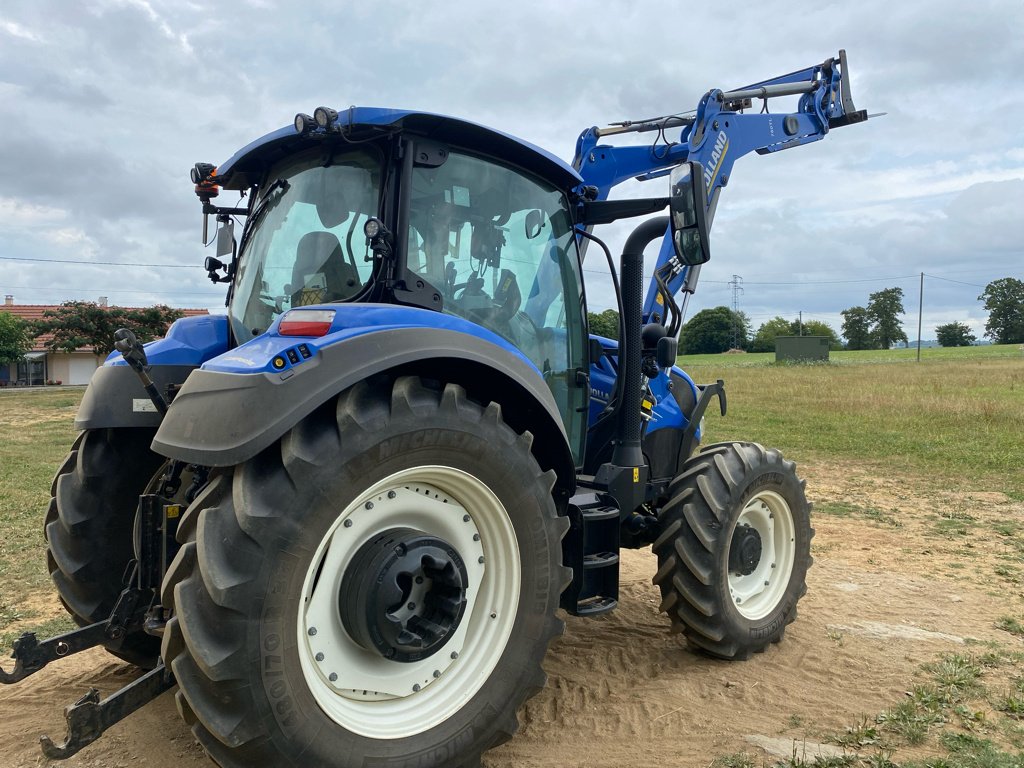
[0,0,1020,330]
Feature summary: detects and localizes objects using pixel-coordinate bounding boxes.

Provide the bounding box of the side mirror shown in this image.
[669,161,711,266]
[216,218,234,258]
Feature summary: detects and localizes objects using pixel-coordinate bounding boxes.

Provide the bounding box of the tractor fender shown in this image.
[75,314,230,430]
[151,326,576,491]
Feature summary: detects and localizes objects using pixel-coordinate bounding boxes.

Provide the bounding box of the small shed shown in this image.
[775,336,830,362]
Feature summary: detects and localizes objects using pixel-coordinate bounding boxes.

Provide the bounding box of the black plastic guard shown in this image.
[152,328,573,476]
[75,365,197,430]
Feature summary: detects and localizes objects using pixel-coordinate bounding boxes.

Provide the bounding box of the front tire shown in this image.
[652,441,813,659]
[161,376,569,768]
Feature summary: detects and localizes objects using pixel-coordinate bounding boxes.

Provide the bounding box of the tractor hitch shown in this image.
[0,581,155,685]
[0,622,108,684]
[39,663,174,760]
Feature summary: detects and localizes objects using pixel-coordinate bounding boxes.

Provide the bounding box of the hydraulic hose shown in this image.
[611,215,670,469]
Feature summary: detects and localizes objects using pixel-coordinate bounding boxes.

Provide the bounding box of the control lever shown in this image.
[113,329,168,416]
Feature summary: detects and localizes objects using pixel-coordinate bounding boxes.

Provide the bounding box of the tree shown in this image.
[679,306,748,354]
[31,301,183,356]
[0,312,33,365]
[587,309,619,340]
[750,317,793,353]
[841,306,873,350]
[979,277,1024,344]
[867,287,908,349]
[935,321,977,347]
[797,320,842,349]
[750,317,841,353]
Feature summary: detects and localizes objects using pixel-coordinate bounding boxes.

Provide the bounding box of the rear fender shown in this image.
[75,314,230,430]
[152,307,575,492]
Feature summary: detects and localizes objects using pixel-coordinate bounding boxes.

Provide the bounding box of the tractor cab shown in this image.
[197,108,591,461]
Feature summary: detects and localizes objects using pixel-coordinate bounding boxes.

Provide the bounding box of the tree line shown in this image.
[4,276,1021,369]
[0,301,183,368]
[586,277,1024,354]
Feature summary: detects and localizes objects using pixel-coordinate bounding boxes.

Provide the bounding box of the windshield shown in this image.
[230,146,384,342]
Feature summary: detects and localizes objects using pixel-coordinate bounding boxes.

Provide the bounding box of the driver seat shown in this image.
[290,231,360,306]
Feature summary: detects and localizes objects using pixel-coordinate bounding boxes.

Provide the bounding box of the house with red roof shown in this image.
[1,295,208,386]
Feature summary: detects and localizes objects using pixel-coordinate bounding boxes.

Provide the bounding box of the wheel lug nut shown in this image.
[329,672,338,682]
[472,533,480,542]
[308,627,317,636]
[388,490,397,499]
[343,519,353,528]
[478,556,485,564]
[463,514,470,522]
[365,501,374,510]
[433,670,441,679]
[413,684,421,692]
[315,652,324,662]
[450,651,459,660]
[407,602,416,610]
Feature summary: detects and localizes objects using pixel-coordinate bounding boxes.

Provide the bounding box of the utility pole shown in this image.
[917,272,924,363]
[728,274,744,350]
[799,311,804,336]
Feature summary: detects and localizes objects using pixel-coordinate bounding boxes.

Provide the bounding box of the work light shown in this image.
[294,113,315,134]
[314,106,338,128]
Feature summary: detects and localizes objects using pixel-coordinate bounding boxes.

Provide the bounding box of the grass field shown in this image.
[0,344,1022,766]
[684,344,1024,500]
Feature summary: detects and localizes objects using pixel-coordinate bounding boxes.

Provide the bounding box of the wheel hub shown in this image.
[729,523,762,576]
[340,527,468,663]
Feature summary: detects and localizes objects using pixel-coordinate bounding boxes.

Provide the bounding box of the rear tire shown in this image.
[161,376,569,768]
[652,441,813,660]
[45,428,164,667]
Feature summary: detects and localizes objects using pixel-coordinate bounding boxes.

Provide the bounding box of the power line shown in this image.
[0,255,199,268]
[925,274,987,290]
[2,286,223,298]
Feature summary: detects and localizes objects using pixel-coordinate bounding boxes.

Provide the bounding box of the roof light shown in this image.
[363,217,382,238]
[279,309,336,337]
[190,162,216,184]
[314,106,338,128]
[294,113,315,134]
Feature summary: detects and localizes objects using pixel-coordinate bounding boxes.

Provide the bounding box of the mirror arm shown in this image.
[579,197,669,226]
[202,203,249,216]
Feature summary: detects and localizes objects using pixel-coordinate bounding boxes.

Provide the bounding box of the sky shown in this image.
[1,0,1021,343]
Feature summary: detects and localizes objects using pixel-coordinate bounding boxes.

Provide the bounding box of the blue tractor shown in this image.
[4,51,867,767]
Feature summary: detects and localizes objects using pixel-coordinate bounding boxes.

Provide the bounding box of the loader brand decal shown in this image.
[703,130,729,190]
[590,386,609,404]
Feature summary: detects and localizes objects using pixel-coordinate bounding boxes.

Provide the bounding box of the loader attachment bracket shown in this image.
[39,663,174,760]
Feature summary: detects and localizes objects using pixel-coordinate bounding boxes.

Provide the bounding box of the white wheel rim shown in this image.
[297,466,520,739]
[727,490,796,620]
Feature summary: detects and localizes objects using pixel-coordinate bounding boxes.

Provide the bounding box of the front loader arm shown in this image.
[572,49,867,321]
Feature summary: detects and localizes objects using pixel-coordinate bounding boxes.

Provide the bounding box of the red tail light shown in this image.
[279,309,336,337]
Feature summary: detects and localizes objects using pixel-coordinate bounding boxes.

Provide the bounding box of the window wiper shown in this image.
[238,179,290,255]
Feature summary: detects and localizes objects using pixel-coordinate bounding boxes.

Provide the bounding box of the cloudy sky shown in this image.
[1,0,1021,342]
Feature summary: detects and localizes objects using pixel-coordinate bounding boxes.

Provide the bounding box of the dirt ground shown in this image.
[2,459,1021,768]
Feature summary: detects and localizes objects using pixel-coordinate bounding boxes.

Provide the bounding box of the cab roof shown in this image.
[215,107,583,191]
